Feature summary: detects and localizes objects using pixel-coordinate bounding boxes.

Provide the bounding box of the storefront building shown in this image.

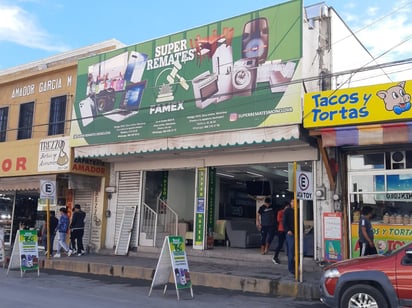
[304,80,412,260]
[0,1,388,260]
[0,40,124,250]
[69,0,317,253]
[68,0,382,258]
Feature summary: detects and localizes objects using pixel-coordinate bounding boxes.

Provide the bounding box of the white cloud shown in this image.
[356,14,412,62]
[366,6,379,16]
[0,3,68,52]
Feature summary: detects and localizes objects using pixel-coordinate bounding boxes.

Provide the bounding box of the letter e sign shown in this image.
[40,180,56,199]
[296,171,313,200]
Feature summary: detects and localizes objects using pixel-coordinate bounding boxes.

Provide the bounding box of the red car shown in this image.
[320,242,412,308]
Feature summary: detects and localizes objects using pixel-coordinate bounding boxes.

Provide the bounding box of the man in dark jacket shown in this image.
[256,197,276,255]
[70,204,86,256]
[282,200,295,275]
[359,206,376,256]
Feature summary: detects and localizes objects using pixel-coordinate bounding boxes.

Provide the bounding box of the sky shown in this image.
[1,0,412,75]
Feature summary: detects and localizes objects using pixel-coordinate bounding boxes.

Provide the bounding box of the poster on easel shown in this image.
[148,236,193,300]
[323,212,343,262]
[7,230,40,277]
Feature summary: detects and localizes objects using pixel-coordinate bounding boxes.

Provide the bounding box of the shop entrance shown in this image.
[11,191,39,244]
[141,162,314,254]
[348,151,412,258]
[0,192,13,244]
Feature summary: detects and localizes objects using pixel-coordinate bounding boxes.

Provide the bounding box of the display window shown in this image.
[348,151,412,257]
[0,193,13,243]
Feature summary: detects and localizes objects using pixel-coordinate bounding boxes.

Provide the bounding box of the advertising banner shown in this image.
[350,223,411,257]
[304,80,412,128]
[194,167,207,249]
[18,229,39,271]
[323,212,343,262]
[70,0,302,146]
[38,137,70,172]
[149,236,193,300]
[168,236,192,290]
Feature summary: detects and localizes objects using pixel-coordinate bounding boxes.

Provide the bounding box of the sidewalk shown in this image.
[40,246,323,300]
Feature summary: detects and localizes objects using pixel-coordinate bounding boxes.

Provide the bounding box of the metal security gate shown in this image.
[73,190,93,252]
[115,206,137,255]
[114,171,142,250]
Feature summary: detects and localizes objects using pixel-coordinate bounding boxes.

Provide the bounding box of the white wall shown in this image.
[329,8,392,88]
[167,169,196,222]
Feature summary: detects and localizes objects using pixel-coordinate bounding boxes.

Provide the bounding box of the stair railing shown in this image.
[157,197,178,237]
[141,202,158,247]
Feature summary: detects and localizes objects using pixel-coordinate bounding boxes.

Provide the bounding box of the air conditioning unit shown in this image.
[391,151,406,169]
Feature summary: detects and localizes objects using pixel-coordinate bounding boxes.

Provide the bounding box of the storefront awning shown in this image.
[318,122,412,147]
[75,125,304,159]
[0,174,56,191]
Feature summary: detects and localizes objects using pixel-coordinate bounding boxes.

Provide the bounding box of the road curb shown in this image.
[41,259,320,300]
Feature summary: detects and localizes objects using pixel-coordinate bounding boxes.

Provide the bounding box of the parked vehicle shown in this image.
[320,242,412,308]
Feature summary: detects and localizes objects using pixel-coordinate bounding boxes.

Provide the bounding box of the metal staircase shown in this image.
[139,197,178,247]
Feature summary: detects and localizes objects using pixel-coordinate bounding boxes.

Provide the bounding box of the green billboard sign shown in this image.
[70,0,302,146]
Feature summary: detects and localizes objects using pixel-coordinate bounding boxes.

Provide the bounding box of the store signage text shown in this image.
[39,139,66,151]
[373,227,412,237]
[147,39,195,70]
[384,192,412,200]
[304,80,412,128]
[11,75,73,98]
[149,101,184,114]
[72,163,106,175]
[1,157,27,172]
[308,92,370,124]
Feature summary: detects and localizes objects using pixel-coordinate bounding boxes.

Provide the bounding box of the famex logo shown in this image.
[304,81,412,128]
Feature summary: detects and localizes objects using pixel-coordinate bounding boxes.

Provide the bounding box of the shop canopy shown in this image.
[74,125,306,160]
[0,175,56,191]
[316,122,412,147]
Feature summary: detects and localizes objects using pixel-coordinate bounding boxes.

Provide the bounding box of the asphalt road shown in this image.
[0,268,325,308]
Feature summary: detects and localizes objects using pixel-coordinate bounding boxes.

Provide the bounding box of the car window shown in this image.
[385,241,412,256]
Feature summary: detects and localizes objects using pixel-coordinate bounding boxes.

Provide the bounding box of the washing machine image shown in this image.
[232,58,257,96]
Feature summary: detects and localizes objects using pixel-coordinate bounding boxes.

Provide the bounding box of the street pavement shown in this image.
[38,246,323,301]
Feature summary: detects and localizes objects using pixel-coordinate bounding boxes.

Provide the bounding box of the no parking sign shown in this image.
[296,171,313,200]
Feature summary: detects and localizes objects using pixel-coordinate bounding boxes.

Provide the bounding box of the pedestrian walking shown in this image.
[70,204,86,256]
[272,201,287,264]
[54,207,72,258]
[358,205,377,256]
[283,199,295,275]
[256,197,276,255]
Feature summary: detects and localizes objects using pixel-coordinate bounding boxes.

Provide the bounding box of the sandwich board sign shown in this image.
[7,229,40,277]
[148,236,193,300]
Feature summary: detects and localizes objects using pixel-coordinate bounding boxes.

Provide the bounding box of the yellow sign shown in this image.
[350,223,411,257]
[304,80,412,128]
[0,139,39,176]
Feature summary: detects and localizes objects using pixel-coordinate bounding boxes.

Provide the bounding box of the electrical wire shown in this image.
[4,2,412,134]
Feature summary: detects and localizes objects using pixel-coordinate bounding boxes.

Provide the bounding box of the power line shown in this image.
[2,55,412,136]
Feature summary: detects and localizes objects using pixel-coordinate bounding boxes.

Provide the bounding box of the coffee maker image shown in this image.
[242,17,269,64]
